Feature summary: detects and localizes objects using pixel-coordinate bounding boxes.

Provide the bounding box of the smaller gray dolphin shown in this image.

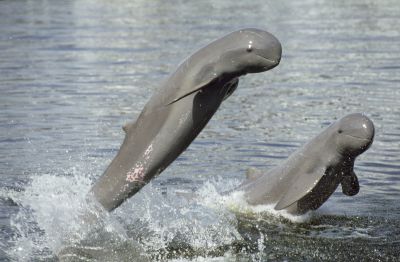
[235,113,374,215]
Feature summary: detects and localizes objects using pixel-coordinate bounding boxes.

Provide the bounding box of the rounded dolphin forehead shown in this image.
[337,113,374,131]
[237,28,277,39]
[333,113,375,150]
[221,28,281,50]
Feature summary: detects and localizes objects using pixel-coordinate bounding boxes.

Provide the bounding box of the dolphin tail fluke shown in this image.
[274,166,325,210]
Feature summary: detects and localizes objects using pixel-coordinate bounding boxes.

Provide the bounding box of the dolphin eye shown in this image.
[247,41,253,52]
[338,129,343,134]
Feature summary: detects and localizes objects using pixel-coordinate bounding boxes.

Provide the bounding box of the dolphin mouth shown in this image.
[256,54,280,65]
[344,134,371,141]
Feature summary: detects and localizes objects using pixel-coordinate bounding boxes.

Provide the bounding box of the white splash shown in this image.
[115,181,242,253]
[6,170,144,261]
[195,179,313,224]
[8,172,91,259]
[6,169,313,261]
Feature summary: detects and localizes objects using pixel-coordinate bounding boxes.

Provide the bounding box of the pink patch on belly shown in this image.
[126,165,145,182]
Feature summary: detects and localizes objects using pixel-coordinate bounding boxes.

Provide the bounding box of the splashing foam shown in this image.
[6,170,143,261]
[6,171,243,261]
[6,170,311,261]
[196,179,313,224]
[114,181,242,254]
[7,172,87,258]
[168,252,237,262]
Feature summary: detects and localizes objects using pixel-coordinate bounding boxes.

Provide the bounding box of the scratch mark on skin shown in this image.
[144,144,153,160]
[121,183,130,193]
[177,112,190,132]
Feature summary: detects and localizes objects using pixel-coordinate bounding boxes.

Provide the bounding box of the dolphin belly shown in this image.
[90,80,234,211]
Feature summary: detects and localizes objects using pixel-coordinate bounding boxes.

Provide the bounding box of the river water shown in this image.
[1,0,399,261]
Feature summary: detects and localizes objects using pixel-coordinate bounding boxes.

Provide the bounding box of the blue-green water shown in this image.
[1,0,399,261]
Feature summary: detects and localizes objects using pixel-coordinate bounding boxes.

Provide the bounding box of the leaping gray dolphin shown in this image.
[235,113,374,215]
[90,28,282,211]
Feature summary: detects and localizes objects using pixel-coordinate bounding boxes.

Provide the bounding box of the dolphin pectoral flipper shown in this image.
[222,79,239,101]
[166,82,209,105]
[274,166,326,210]
[166,64,217,105]
[341,171,359,196]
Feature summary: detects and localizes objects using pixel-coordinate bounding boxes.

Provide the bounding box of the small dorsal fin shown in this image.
[245,167,264,181]
[122,121,136,133]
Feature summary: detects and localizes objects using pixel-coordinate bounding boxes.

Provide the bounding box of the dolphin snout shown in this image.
[338,113,375,156]
[357,114,375,142]
[256,55,280,70]
[260,39,282,69]
[340,113,375,141]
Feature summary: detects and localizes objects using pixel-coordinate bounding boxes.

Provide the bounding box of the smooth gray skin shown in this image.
[237,113,374,215]
[90,28,282,211]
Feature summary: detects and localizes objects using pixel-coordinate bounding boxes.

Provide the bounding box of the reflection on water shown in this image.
[1,0,399,261]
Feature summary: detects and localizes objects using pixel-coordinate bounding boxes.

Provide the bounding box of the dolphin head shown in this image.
[213,28,282,76]
[165,28,282,105]
[334,113,375,156]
